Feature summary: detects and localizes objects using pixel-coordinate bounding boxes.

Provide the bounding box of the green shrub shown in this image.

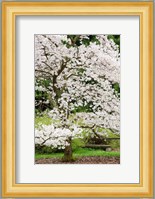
[35,144,64,154]
[35,114,52,128]
[72,138,85,151]
[108,139,120,149]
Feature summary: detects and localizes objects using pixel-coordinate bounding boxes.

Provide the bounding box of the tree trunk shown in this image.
[63,138,74,162]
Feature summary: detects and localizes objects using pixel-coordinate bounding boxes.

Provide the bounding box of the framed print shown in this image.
[2,1,153,197]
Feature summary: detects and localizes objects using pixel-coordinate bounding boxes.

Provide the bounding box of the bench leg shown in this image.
[106,147,112,152]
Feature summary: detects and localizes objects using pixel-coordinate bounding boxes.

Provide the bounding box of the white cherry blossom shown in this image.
[35,34,120,149]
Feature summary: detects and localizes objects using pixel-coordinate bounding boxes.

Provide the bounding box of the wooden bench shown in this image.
[84,138,120,151]
[85,144,112,151]
[103,138,120,140]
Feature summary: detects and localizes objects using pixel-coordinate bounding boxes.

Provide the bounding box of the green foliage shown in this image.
[35,145,63,154]
[104,129,120,149]
[72,138,85,151]
[106,129,120,138]
[62,35,100,48]
[78,68,85,74]
[81,35,100,46]
[107,35,120,51]
[113,82,120,95]
[108,139,120,149]
[72,103,93,113]
[86,128,120,148]
[35,115,52,128]
[35,79,52,113]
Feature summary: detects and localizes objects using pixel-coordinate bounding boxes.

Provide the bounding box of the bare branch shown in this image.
[35,69,52,76]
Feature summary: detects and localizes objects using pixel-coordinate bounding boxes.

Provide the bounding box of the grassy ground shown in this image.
[35,148,120,160]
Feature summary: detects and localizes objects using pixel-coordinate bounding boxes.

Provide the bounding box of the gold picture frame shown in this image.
[2,2,153,197]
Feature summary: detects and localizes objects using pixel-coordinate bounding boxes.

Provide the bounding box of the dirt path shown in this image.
[36,156,120,164]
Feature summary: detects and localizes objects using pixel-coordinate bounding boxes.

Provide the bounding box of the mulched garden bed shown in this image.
[36,156,120,164]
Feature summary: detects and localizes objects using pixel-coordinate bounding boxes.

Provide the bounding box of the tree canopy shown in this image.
[35,34,120,157]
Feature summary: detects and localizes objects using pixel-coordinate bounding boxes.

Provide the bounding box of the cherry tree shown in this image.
[35,35,120,161]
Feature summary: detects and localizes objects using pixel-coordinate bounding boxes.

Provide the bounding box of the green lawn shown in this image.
[35,148,120,160]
